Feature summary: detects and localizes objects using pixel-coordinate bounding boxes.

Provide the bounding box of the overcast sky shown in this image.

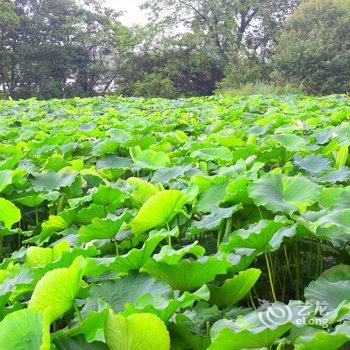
[105,0,148,26]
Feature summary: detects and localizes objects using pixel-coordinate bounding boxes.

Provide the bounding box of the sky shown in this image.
[105,0,148,26]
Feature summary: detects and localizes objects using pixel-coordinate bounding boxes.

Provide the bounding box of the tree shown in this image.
[272,0,350,94]
[114,32,224,98]
[141,0,300,59]
[0,0,20,96]
[136,0,301,96]
[0,0,124,99]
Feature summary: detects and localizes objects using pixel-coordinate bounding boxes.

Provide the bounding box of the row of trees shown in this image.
[0,0,349,99]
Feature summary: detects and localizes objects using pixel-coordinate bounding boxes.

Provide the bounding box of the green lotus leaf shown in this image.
[39,208,77,241]
[220,219,296,254]
[249,173,322,213]
[86,228,178,275]
[333,125,350,142]
[141,255,232,291]
[127,177,159,207]
[209,304,292,349]
[68,194,92,208]
[0,309,50,350]
[78,121,95,132]
[52,334,108,350]
[131,190,186,235]
[208,268,261,308]
[273,133,306,151]
[226,250,259,273]
[105,311,170,350]
[319,187,350,210]
[93,139,119,156]
[170,322,211,350]
[83,270,208,321]
[190,173,212,192]
[294,323,350,350]
[212,129,244,148]
[25,240,70,267]
[107,127,131,143]
[151,164,192,183]
[191,147,233,163]
[313,128,333,144]
[0,198,21,229]
[0,169,13,192]
[3,89,350,350]
[30,245,99,280]
[293,154,332,176]
[82,272,172,315]
[304,265,350,312]
[44,153,70,171]
[335,145,348,169]
[323,264,350,281]
[169,301,217,349]
[64,307,110,343]
[131,147,170,170]
[316,209,350,230]
[196,182,228,213]
[308,209,350,246]
[153,241,205,264]
[91,185,125,207]
[78,211,131,243]
[317,167,350,183]
[28,257,86,323]
[225,176,253,205]
[31,170,77,191]
[76,203,107,225]
[0,265,34,307]
[15,193,46,207]
[96,155,133,171]
[192,205,242,231]
[122,285,209,322]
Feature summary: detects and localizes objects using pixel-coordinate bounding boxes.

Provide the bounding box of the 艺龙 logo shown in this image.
[257,303,293,327]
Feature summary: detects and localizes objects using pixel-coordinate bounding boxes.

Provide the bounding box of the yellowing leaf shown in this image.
[336,146,348,169]
[28,257,85,323]
[0,198,21,229]
[105,311,170,350]
[0,309,50,350]
[131,190,186,235]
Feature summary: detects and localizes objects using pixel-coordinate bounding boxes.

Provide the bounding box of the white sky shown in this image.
[105,0,148,26]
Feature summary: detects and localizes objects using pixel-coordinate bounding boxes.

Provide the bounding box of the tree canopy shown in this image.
[0,0,348,99]
[0,0,125,99]
[273,0,350,94]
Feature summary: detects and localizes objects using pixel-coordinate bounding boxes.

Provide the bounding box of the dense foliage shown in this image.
[272,0,350,94]
[0,0,125,99]
[1,94,350,349]
[1,0,347,99]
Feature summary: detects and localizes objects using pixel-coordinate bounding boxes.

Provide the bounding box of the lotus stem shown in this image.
[317,240,323,277]
[265,252,277,302]
[73,300,82,323]
[166,222,172,246]
[35,206,39,226]
[115,241,119,256]
[249,291,256,309]
[57,193,66,214]
[294,243,301,300]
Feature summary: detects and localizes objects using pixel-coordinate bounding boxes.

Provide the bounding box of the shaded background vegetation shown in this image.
[0,0,349,99]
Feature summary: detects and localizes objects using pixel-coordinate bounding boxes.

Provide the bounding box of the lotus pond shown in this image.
[0,94,350,349]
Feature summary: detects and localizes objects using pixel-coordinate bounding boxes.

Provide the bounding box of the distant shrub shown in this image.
[131,73,181,99]
[217,81,301,96]
[272,0,350,95]
[217,55,266,93]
